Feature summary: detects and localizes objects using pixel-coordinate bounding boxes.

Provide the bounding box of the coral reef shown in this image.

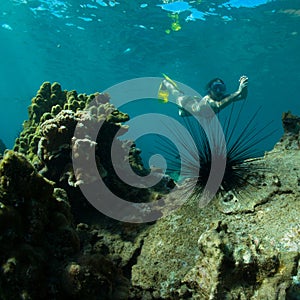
[14,82,79,164]
[1,82,299,299]
[1,82,165,299]
[14,82,163,219]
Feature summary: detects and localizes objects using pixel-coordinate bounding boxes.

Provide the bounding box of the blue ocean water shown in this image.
[0,0,299,154]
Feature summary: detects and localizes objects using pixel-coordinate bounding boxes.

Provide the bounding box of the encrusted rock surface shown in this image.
[130,111,300,299]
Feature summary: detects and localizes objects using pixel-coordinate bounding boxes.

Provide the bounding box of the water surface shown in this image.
[0,0,299,151]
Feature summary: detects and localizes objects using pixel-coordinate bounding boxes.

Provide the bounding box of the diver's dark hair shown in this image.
[205,78,225,92]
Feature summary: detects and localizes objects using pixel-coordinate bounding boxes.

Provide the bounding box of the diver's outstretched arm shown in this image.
[214,75,248,111]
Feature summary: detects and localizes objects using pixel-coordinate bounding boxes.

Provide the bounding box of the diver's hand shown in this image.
[238,75,248,92]
[237,75,248,100]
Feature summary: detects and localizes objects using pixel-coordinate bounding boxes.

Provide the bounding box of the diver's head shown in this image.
[206,78,226,100]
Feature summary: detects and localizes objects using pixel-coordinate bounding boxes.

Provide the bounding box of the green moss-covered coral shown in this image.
[11,82,160,224]
[13,83,120,159]
[0,150,53,201]
[13,82,149,181]
[14,82,96,162]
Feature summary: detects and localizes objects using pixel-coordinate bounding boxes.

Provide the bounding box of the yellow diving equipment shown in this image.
[157,73,178,103]
[157,85,169,103]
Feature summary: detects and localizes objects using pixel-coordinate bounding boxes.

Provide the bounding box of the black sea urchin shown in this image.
[158,102,275,201]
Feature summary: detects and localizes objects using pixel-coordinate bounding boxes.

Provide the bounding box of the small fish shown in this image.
[123,48,131,53]
[2,24,13,31]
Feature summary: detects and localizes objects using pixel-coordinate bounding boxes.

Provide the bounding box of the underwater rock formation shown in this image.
[0,139,6,155]
[278,111,300,150]
[130,112,300,299]
[2,82,299,299]
[14,82,160,219]
[17,82,149,182]
[1,82,164,299]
